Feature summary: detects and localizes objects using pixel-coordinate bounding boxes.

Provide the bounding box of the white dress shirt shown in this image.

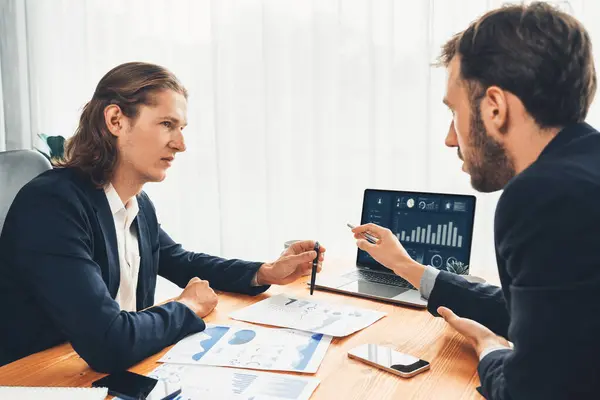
[105,184,141,312]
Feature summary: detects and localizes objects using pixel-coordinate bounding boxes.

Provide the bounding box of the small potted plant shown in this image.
[37,133,66,164]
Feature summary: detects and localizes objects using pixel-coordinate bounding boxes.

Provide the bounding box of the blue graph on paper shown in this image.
[161,323,331,374]
[293,333,323,370]
[192,326,230,361]
[228,329,257,345]
[143,363,319,400]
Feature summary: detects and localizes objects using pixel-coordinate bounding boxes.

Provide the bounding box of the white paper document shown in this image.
[0,386,107,400]
[160,323,331,373]
[229,294,386,337]
[145,363,320,400]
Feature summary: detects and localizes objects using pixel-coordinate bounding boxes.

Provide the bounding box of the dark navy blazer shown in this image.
[0,168,268,372]
[427,123,600,399]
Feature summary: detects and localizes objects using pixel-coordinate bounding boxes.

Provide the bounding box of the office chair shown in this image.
[0,150,52,233]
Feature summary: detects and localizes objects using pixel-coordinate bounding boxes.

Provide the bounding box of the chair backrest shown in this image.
[0,150,52,233]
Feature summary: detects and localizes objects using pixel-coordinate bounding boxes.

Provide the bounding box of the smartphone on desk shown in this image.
[348,344,430,378]
[92,370,158,400]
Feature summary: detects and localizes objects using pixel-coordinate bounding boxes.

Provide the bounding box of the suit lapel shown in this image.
[89,186,121,298]
[134,205,153,310]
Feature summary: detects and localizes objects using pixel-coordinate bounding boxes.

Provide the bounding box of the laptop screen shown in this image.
[358,189,476,274]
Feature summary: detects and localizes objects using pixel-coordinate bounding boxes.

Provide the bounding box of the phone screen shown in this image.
[348,344,429,373]
[92,370,157,400]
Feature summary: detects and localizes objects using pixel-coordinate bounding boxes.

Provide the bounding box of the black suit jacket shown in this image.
[0,168,268,372]
[427,123,600,399]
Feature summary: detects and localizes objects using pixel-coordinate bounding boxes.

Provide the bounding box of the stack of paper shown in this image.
[148,293,387,399]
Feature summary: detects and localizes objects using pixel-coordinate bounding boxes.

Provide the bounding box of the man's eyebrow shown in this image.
[160,116,188,127]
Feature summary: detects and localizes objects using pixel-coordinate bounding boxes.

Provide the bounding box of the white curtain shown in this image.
[9,0,599,284]
[0,0,32,151]
[0,58,5,150]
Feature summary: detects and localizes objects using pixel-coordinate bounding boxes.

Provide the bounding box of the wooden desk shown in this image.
[0,261,483,399]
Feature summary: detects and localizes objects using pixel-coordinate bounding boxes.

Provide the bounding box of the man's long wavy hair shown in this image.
[55,62,188,187]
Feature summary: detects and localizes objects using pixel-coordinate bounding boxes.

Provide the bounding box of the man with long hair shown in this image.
[0,62,325,373]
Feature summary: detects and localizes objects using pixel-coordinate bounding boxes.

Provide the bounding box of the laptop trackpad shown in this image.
[338,281,408,298]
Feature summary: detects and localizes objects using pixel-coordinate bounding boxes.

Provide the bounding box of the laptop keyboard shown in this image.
[343,270,415,289]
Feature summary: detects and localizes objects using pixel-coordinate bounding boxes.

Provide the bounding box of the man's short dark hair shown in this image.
[438,2,596,128]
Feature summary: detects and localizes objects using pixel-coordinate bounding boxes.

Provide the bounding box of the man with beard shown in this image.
[351,3,600,399]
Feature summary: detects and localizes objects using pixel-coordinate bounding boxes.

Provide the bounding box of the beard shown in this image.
[463,102,516,193]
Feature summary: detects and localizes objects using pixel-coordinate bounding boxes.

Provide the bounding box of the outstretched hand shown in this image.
[437,306,510,357]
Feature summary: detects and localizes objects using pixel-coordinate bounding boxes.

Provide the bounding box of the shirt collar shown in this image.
[104,183,139,220]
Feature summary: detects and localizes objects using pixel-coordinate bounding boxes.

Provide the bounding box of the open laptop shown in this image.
[315,189,476,308]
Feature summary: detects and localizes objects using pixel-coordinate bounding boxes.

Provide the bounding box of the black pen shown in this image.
[310,241,320,295]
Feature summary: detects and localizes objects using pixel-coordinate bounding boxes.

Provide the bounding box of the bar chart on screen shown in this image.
[396,221,464,248]
[390,208,473,272]
[360,190,475,274]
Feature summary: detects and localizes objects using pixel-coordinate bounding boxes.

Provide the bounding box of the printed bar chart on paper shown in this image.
[143,364,320,400]
[229,294,386,337]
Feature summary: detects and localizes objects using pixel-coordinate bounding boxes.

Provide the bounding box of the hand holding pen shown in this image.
[256,240,326,286]
[347,223,378,244]
[349,222,419,276]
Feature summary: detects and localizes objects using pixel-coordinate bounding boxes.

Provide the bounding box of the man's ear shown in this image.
[104,104,124,137]
[482,86,509,136]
